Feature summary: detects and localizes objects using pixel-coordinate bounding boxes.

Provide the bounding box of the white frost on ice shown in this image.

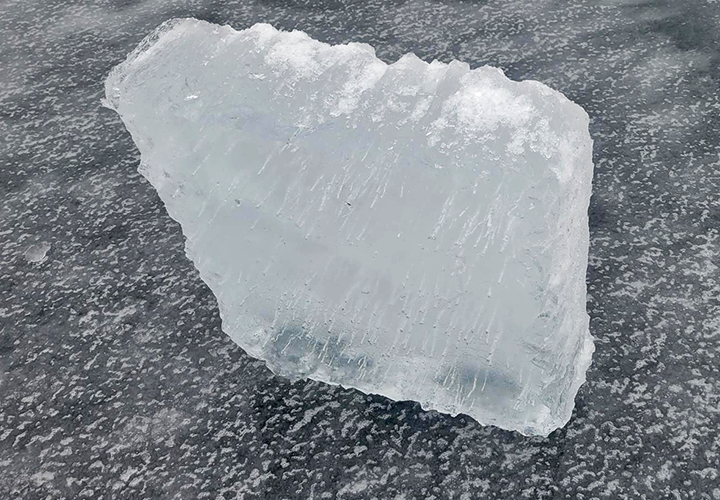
[105,18,595,436]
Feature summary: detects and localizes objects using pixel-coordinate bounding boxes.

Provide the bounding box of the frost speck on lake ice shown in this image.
[105,18,595,436]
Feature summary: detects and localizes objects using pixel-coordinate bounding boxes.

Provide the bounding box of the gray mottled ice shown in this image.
[105,19,594,436]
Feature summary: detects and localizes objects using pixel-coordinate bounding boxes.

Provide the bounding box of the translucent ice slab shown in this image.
[105,18,594,436]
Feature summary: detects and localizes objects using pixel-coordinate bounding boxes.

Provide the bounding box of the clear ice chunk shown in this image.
[105,18,595,436]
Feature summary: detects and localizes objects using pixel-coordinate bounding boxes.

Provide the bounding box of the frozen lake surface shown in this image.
[1,0,719,498]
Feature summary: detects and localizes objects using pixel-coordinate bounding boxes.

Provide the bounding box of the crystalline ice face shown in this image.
[105,18,594,436]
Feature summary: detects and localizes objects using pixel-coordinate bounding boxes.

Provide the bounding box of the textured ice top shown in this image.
[105,18,594,436]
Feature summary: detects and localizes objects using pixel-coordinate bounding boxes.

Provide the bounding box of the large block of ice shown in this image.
[105,18,594,436]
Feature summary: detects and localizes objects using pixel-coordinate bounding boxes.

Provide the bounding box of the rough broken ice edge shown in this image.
[105,18,595,437]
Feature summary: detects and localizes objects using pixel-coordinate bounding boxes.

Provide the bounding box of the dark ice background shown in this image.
[1,0,720,498]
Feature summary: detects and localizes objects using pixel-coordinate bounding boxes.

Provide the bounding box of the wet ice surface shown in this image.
[106,19,594,436]
[1,0,720,498]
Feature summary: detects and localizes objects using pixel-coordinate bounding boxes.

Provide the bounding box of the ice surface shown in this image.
[105,18,594,436]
